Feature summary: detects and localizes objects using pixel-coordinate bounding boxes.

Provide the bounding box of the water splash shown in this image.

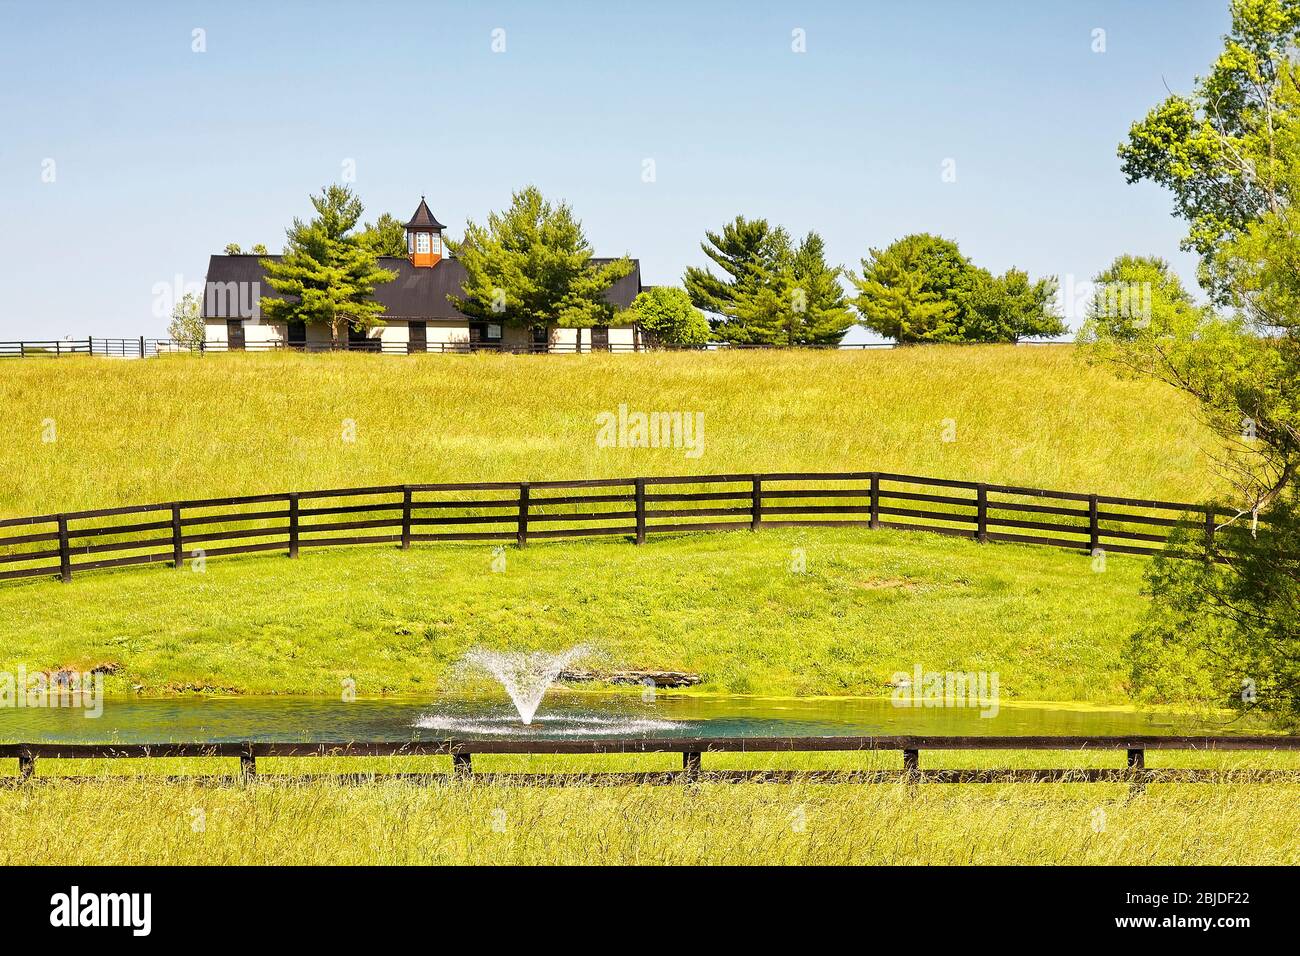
[415,712,682,737]
[462,646,590,724]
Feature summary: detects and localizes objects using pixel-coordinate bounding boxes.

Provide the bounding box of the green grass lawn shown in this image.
[1,345,1220,518]
[1,526,1146,701]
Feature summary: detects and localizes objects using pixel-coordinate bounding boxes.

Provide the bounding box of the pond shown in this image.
[0,692,1260,744]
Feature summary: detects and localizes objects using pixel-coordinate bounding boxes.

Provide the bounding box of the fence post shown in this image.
[401,487,412,550]
[1088,494,1100,554]
[517,483,529,547]
[171,503,183,569]
[634,478,646,545]
[682,751,702,782]
[57,515,71,583]
[976,484,988,543]
[239,743,256,780]
[1127,747,1147,794]
[18,750,35,783]
[452,752,473,778]
[55,340,60,357]
[19,342,24,358]
[869,473,881,530]
[750,477,762,531]
[1205,507,1216,550]
[139,335,145,358]
[903,748,920,783]
[87,336,93,356]
[288,494,299,558]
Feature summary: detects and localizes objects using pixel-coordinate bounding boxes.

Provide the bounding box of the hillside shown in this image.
[0,527,1147,701]
[1,345,1220,517]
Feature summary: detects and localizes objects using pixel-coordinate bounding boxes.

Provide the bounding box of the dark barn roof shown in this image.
[202,255,642,321]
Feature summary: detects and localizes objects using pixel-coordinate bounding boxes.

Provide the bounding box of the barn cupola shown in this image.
[405,196,446,268]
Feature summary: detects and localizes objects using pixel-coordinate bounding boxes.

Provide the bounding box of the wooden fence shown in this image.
[0,337,1067,359]
[0,337,169,358]
[0,471,1231,585]
[3,735,1297,785]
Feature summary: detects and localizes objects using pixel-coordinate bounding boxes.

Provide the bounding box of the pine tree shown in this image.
[360,213,408,257]
[450,186,633,332]
[851,234,970,343]
[260,186,396,346]
[685,219,853,345]
[787,232,854,344]
[684,216,790,343]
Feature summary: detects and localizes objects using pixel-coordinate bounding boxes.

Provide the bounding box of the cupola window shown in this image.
[404,196,447,268]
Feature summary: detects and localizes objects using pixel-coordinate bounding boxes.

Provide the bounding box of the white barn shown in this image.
[202,198,645,353]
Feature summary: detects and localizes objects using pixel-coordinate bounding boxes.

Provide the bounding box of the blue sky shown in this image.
[0,0,1230,340]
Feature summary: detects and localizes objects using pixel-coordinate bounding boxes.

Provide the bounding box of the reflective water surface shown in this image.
[0,692,1262,743]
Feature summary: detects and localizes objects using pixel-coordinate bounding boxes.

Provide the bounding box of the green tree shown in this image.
[1118,0,1300,299]
[450,186,633,333]
[627,286,711,346]
[166,291,204,346]
[852,233,1060,343]
[360,213,408,257]
[684,215,790,343]
[1083,0,1300,726]
[251,243,268,255]
[259,185,397,346]
[850,234,971,342]
[684,218,852,344]
[785,232,855,345]
[965,268,1065,342]
[1129,510,1300,729]
[1080,251,1299,727]
[224,243,242,255]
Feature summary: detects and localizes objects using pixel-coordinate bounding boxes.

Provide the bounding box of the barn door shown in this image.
[226,319,245,351]
[408,321,427,353]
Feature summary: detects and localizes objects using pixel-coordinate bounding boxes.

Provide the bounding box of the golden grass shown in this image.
[1,346,1220,518]
[2,763,1295,865]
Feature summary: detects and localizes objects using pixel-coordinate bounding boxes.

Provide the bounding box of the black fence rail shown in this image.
[0,337,181,358]
[191,339,654,355]
[3,735,1297,786]
[0,471,1236,585]
[0,337,1068,358]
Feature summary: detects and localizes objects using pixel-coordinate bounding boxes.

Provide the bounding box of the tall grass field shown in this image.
[1,346,1219,517]
[3,770,1296,865]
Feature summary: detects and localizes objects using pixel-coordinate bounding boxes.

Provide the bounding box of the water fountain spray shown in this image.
[463,646,591,724]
